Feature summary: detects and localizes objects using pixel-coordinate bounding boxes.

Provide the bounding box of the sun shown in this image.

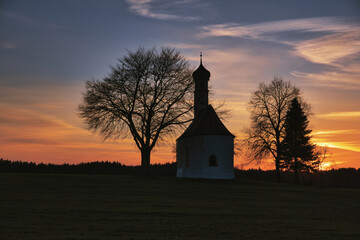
[319,161,334,171]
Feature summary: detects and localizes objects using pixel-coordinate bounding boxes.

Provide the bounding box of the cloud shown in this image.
[312,129,360,154]
[316,141,360,153]
[0,103,141,164]
[0,41,17,49]
[317,111,360,118]
[165,42,204,50]
[170,18,360,91]
[125,0,199,20]
[0,105,64,128]
[313,130,358,135]
[295,31,360,65]
[5,137,61,145]
[2,11,64,28]
[199,17,356,41]
[0,100,85,129]
[200,17,360,67]
[291,68,360,90]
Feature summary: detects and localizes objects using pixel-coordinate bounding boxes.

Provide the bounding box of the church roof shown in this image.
[192,63,210,79]
[177,105,235,140]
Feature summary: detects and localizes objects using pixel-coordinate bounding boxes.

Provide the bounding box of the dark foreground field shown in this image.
[0,174,359,240]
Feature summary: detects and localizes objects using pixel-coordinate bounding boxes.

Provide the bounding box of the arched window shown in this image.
[208,155,218,167]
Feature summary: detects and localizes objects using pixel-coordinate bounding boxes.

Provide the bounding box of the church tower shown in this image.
[176,53,235,179]
[193,53,210,119]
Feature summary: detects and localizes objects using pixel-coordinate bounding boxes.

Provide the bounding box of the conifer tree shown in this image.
[244,77,300,182]
[280,97,319,183]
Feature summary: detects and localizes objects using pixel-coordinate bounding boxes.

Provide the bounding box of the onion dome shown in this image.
[192,53,210,79]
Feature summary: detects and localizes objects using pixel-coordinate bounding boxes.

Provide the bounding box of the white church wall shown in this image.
[176,135,234,179]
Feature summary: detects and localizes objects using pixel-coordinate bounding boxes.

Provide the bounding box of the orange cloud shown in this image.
[0,96,179,166]
[317,111,360,118]
[312,128,360,168]
[313,130,357,135]
[0,103,138,163]
[316,141,360,153]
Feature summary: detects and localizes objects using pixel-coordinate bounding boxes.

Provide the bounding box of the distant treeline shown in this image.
[235,168,360,188]
[1,158,359,188]
[0,158,176,176]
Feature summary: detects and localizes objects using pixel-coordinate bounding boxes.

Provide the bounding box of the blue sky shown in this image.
[0,0,359,168]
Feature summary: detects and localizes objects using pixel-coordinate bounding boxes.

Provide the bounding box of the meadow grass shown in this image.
[0,173,359,239]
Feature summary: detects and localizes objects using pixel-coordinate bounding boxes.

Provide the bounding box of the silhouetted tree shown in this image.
[243,77,305,182]
[78,47,194,175]
[280,97,319,183]
[317,146,332,171]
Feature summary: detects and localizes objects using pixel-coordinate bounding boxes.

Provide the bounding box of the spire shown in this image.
[192,52,210,80]
[193,52,210,119]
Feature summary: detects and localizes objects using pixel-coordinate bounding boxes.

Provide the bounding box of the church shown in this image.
[176,54,235,179]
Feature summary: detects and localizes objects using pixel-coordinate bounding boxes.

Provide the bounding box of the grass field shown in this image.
[0,174,359,240]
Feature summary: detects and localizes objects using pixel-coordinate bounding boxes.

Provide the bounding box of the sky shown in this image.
[1,0,359,169]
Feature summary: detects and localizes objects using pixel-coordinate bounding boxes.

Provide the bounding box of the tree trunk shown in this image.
[275,157,281,182]
[294,158,299,184]
[141,147,151,176]
[275,133,282,182]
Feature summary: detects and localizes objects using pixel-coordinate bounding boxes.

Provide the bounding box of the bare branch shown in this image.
[240,77,302,178]
[78,47,194,173]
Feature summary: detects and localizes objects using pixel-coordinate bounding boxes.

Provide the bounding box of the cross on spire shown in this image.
[200,52,202,64]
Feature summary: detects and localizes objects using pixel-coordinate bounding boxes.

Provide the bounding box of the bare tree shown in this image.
[78,47,194,175]
[242,77,301,182]
[317,146,334,171]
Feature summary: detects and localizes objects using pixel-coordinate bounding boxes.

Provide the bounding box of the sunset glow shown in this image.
[1,0,359,169]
